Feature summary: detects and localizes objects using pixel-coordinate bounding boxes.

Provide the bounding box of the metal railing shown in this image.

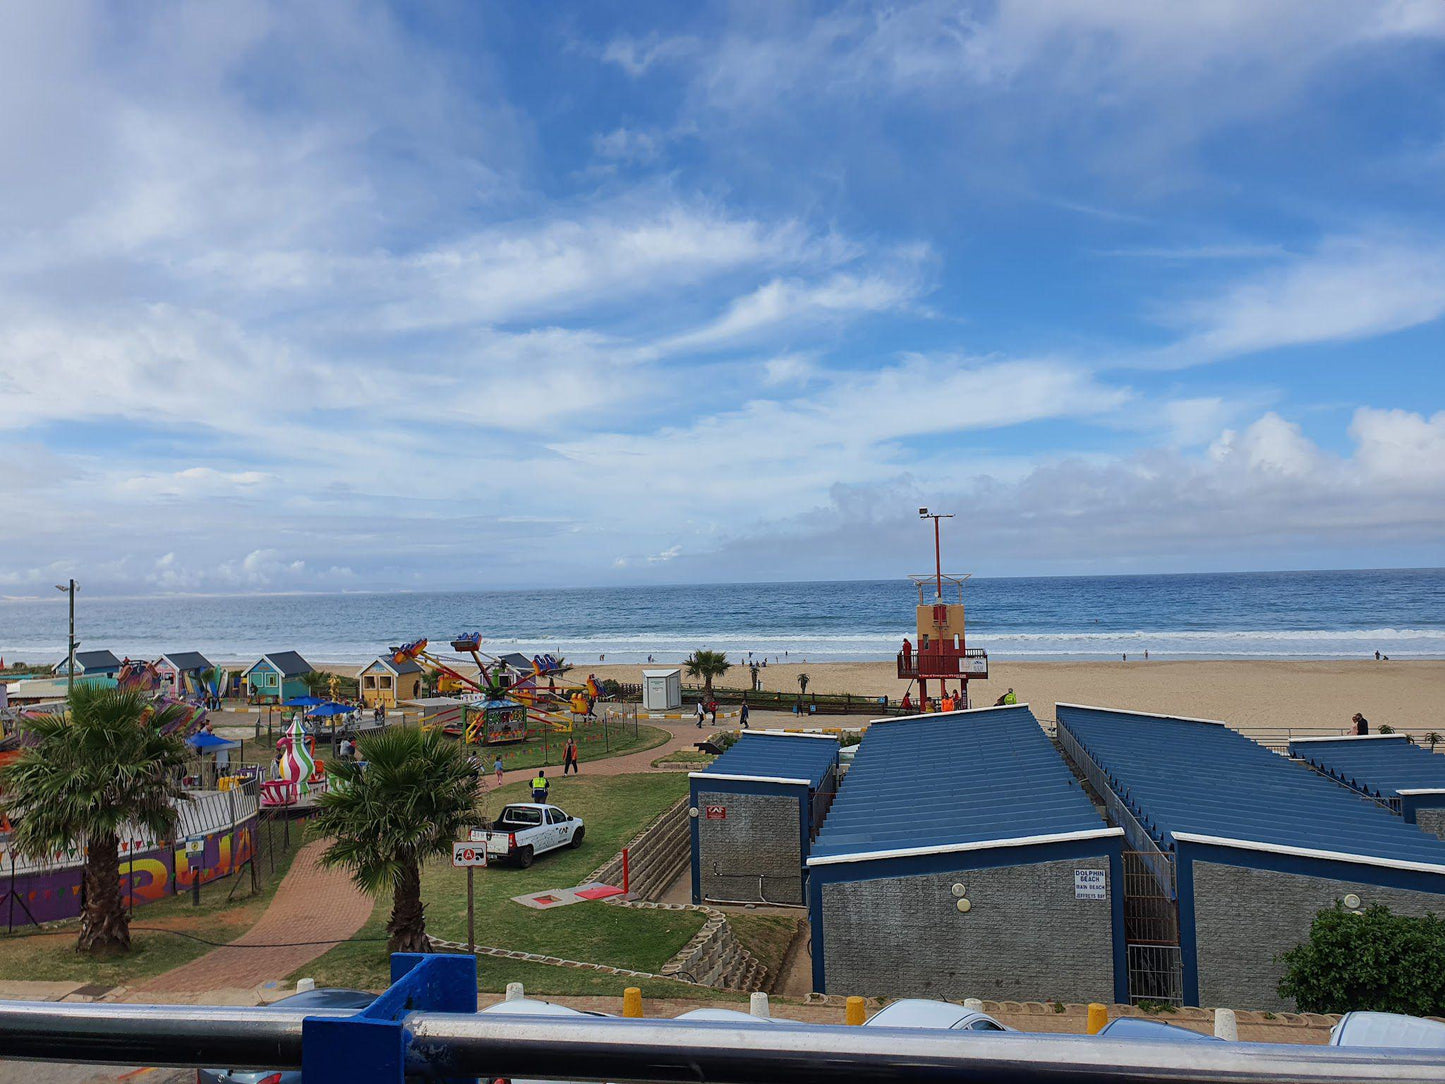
[3,995,1444,1083]
[1056,720,1177,898]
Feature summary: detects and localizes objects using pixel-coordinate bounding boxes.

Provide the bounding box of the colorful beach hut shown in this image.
[50,650,122,687]
[156,652,215,699]
[357,656,423,709]
[242,651,314,704]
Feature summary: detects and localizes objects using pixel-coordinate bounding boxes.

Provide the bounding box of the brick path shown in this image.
[133,839,373,993]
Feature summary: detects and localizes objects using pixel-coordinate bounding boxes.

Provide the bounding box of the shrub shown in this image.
[1278,902,1445,1015]
[601,678,622,697]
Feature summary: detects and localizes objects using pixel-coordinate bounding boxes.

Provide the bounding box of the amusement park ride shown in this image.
[897,508,988,709]
[390,635,603,745]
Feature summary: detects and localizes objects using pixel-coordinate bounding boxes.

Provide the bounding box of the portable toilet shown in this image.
[690,731,841,905]
[642,667,682,712]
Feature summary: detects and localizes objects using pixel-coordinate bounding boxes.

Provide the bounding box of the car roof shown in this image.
[1096,1018,1219,1041]
[673,1008,784,1024]
[863,999,1001,1030]
[272,988,376,1009]
[480,998,605,1017]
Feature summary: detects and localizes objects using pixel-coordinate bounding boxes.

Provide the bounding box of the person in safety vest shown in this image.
[531,770,549,803]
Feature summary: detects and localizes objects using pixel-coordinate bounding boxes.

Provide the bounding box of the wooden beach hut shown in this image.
[357,656,424,709]
[50,649,122,688]
[241,651,314,704]
[156,652,215,698]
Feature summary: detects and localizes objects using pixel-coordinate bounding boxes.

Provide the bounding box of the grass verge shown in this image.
[727,913,802,989]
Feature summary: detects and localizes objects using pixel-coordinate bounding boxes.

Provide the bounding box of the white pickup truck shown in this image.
[483,803,585,867]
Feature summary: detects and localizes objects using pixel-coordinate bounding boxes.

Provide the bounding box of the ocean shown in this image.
[2,568,1442,666]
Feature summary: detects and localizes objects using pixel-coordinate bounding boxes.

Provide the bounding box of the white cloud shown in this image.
[601,33,699,76]
[1161,235,1445,363]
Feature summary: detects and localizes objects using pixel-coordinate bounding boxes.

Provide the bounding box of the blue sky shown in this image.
[1,0,1444,595]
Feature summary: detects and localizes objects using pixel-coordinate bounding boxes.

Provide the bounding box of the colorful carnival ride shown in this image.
[390,636,604,745]
[261,719,326,807]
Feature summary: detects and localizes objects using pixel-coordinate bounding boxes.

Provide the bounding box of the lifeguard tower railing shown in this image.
[4,955,1445,1083]
[896,645,989,680]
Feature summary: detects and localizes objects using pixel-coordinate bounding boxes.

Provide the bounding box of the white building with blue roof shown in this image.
[807,704,1125,1004]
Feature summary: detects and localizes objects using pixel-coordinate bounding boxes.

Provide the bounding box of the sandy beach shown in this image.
[586,659,1445,738]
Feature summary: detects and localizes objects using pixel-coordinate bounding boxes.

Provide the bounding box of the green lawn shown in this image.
[0,825,307,986]
[300,773,706,993]
[220,719,671,777]
[651,748,714,768]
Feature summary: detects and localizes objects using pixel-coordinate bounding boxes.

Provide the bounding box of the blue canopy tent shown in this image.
[285,695,327,708]
[305,702,352,718]
[187,731,239,751]
[186,730,241,786]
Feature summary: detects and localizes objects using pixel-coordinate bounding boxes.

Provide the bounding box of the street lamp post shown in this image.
[54,579,79,694]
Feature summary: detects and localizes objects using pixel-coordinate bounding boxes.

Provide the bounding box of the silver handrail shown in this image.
[4,1002,1445,1083]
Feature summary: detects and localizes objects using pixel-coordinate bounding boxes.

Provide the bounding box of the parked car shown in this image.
[1331,1012,1445,1049]
[862,999,1012,1032]
[1095,1018,1219,1041]
[478,996,610,1084]
[483,803,584,867]
[196,987,375,1084]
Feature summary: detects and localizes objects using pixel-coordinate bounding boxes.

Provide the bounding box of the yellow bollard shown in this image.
[622,987,643,1018]
[845,996,866,1026]
[1086,1003,1109,1035]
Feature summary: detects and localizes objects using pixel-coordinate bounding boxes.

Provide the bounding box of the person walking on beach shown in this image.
[740,700,750,729]
[1352,713,1370,736]
[563,737,579,775]
[494,755,504,787]
[695,700,707,728]
[531,770,549,803]
[707,698,718,725]
[901,692,912,711]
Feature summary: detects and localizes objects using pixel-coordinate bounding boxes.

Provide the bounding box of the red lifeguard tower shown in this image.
[897,509,988,709]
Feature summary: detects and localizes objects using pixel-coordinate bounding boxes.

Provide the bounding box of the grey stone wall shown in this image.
[591,796,689,901]
[1415,808,1445,840]
[697,790,803,904]
[820,856,1116,1003]
[1192,860,1445,1011]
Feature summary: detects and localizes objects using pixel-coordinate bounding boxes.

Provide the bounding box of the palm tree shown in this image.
[301,670,332,696]
[684,650,730,699]
[797,672,810,696]
[310,727,479,953]
[748,662,760,691]
[1428,732,1441,753]
[0,685,191,955]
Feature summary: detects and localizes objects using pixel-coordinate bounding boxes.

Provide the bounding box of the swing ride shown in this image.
[389,636,605,745]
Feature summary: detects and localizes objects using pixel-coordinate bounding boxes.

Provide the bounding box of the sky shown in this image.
[1,0,1444,596]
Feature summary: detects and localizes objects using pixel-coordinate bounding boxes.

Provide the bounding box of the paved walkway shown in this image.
[132,840,373,994]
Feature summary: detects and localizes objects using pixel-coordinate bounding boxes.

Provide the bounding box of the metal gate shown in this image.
[1123,851,1183,1005]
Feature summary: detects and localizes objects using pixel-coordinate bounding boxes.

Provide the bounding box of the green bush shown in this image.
[601,678,622,697]
[1278,902,1445,1015]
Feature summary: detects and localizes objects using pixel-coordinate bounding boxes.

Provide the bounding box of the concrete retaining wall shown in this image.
[591,796,689,901]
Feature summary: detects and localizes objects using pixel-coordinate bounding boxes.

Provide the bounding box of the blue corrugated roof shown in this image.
[692,732,839,789]
[1057,704,1445,868]
[810,706,1107,861]
[1289,735,1445,802]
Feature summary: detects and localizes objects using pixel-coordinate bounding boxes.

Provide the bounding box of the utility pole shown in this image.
[54,579,78,694]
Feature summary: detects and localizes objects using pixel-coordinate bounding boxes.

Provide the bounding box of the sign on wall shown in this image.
[1074,869,1106,900]
[705,805,727,820]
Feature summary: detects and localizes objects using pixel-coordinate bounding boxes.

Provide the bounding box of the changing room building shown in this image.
[690,731,841,906]
[808,705,1126,1003]
[1058,703,1445,1011]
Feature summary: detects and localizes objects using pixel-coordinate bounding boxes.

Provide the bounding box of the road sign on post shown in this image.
[452,842,488,867]
[452,840,486,955]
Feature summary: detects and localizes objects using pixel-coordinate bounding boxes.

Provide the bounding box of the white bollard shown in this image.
[505,982,525,1002]
[1214,1007,1238,1041]
[750,992,771,1019]
[296,978,316,993]
[962,997,983,1010]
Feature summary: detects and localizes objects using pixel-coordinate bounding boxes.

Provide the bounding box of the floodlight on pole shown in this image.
[54,579,78,694]
[917,511,954,599]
